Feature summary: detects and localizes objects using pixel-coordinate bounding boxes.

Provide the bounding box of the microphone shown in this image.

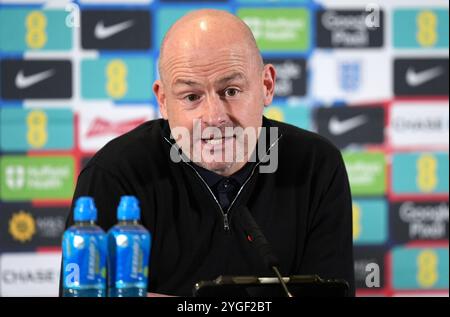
[237,206,293,297]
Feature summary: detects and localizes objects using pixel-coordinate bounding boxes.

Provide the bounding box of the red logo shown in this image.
[86,117,147,138]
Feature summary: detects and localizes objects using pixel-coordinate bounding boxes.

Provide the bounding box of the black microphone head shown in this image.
[236,206,280,269]
[236,206,292,297]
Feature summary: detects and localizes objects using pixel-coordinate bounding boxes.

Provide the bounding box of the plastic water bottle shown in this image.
[62,197,107,297]
[108,196,151,297]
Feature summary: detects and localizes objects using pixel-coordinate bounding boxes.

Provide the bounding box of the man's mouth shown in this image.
[201,135,235,146]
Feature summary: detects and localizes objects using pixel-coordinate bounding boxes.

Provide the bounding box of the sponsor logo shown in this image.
[94,20,134,39]
[329,115,368,136]
[339,61,361,92]
[343,152,386,196]
[0,108,74,151]
[316,106,385,148]
[394,58,448,96]
[311,52,391,103]
[0,252,61,297]
[391,202,449,242]
[0,8,72,52]
[392,152,449,195]
[316,9,384,48]
[5,165,26,190]
[79,106,154,152]
[392,247,449,290]
[15,69,55,89]
[393,9,449,49]
[238,8,310,52]
[81,57,153,101]
[82,10,151,50]
[36,216,66,239]
[406,66,444,87]
[9,211,36,243]
[86,117,147,138]
[389,102,449,148]
[0,156,75,201]
[0,59,72,99]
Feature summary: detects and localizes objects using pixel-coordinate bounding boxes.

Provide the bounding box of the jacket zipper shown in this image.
[163,134,282,232]
[182,161,231,231]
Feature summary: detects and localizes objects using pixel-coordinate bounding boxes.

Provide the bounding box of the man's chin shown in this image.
[196,160,234,175]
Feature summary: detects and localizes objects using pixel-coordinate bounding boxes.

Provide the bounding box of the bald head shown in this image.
[152,9,277,176]
[158,9,263,83]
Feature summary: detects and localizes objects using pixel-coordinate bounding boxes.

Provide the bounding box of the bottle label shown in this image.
[112,232,150,287]
[62,231,107,289]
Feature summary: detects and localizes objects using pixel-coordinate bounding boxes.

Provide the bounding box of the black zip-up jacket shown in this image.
[62,117,355,296]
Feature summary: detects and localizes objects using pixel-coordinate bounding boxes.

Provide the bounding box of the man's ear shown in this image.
[262,64,276,107]
[153,79,168,119]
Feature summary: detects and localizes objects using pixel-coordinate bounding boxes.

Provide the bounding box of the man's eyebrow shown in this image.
[216,72,247,85]
[173,78,202,87]
[172,72,247,88]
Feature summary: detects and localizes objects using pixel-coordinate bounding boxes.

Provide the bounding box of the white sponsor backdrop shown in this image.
[389,101,449,149]
[0,252,61,297]
[0,0,448,297]
[311,51,392,104]
[79,105,155,153]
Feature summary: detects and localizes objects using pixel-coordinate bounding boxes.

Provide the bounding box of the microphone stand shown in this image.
[271,266,293,298]
[238,205,294,298]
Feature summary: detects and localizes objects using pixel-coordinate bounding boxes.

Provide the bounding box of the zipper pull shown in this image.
[223,214,230,232]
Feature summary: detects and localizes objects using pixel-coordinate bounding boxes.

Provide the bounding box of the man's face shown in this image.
[155,44,275,176]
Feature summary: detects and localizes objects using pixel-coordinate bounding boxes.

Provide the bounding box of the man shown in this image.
[64,9,355,296]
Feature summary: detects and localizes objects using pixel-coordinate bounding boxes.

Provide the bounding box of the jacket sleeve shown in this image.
[59,163,129,296]
[299,150,355,296]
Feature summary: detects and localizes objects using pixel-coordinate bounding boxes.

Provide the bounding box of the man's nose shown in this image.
[202,94,228,126]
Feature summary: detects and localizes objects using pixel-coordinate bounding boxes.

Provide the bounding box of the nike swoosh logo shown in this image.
[329,115,368,135]
[94,20,134,39]
[15,69,55,89]
[406,66,444,87]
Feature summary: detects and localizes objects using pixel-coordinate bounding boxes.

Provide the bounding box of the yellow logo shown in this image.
[352,202,362,241]
[265,107,285,122]
[9,211,36,243]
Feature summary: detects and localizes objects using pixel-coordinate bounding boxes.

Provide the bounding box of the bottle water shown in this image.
[62,196,107,297]
[108,196,151,297]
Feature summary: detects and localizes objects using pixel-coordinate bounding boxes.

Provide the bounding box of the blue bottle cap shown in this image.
[74,196,97,222]
[117,196,140,221]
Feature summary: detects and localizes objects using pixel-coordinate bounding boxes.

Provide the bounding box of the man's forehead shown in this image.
[163,50,253,80]
[172,71,248,87]
[164,43,252,66]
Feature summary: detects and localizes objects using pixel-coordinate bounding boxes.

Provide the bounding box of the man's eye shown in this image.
[224,88,240,97]
[185,94,200,102]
